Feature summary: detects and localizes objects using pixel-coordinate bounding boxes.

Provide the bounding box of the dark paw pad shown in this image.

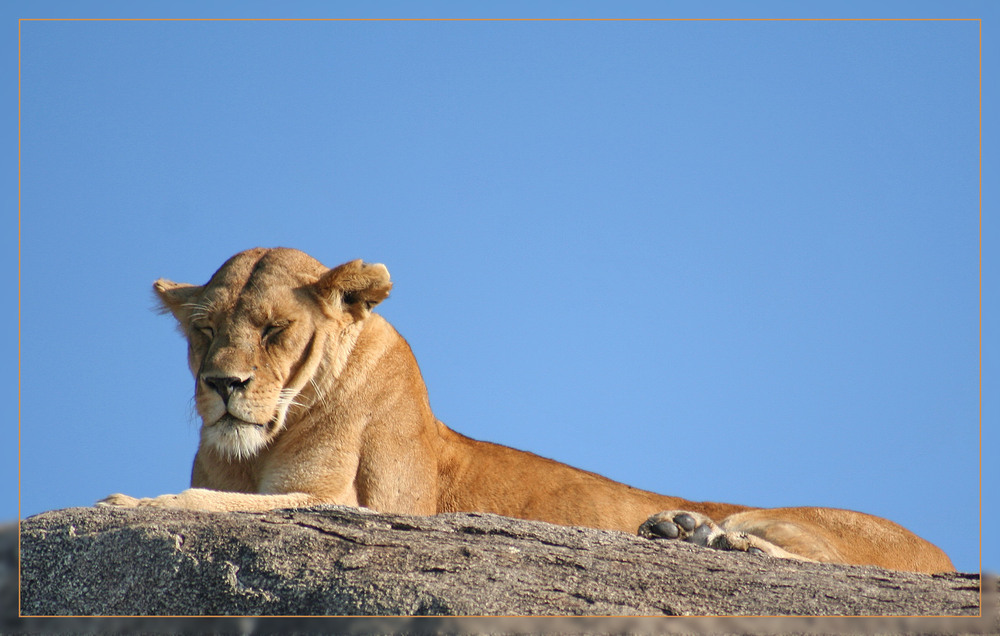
[689,521,713,546]
[673,513,697,533]
[649,520,680,539]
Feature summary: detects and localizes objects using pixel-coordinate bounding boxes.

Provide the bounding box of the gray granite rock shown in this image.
[12,505,984,619]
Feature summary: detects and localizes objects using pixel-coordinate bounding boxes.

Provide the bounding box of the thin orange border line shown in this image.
[16,16,985,621]
[16,16,22,621]
[12,614,991,620]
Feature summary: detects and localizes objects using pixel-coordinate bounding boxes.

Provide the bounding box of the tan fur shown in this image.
[99,248,954,574]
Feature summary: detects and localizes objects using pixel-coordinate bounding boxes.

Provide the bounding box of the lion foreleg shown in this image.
[97,488,320,513]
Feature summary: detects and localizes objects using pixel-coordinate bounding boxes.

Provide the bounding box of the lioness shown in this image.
[101,248,953,574]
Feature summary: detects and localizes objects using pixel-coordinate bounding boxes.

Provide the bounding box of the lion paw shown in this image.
[640,510,720,544]
[97,493,183,508]
[96,493,142,508]
[639,510,766,556]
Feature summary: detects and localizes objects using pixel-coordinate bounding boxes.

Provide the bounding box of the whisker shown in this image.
[308,377,332,411]
[277,389,307,412]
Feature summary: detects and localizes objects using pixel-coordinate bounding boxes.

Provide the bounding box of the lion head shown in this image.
[154,248,392,460]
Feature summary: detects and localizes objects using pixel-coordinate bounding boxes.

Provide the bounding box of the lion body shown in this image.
[101,248,953,574]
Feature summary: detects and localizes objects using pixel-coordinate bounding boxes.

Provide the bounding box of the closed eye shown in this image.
[263,321,290,340]
[194,324,215,339]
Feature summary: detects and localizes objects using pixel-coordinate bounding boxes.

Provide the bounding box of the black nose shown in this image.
[203,376,251,404]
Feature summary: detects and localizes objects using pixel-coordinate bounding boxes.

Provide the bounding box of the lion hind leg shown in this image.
[639,510,820,563]
[719,509,847,563]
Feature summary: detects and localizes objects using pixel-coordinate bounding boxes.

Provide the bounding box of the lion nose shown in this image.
[202,375,251,405]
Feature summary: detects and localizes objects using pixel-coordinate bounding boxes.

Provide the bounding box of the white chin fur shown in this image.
[204,419,270,460]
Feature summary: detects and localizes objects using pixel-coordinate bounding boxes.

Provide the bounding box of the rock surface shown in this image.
[14,505,984,618]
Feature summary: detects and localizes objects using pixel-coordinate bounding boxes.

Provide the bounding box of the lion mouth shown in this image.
[216,413,266,429]
[204,412,273,460]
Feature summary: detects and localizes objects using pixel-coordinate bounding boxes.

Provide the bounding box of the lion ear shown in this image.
[313,259,392,320]
[153,279,203,322]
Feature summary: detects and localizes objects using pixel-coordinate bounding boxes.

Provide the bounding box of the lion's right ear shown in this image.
[153,279,203,322]
[312,259,392,320]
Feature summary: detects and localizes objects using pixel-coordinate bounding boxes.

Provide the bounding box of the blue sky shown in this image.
[12,1,993,576]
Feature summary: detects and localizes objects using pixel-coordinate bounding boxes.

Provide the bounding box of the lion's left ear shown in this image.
[154,279,203,323]
[313,259,392,320]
